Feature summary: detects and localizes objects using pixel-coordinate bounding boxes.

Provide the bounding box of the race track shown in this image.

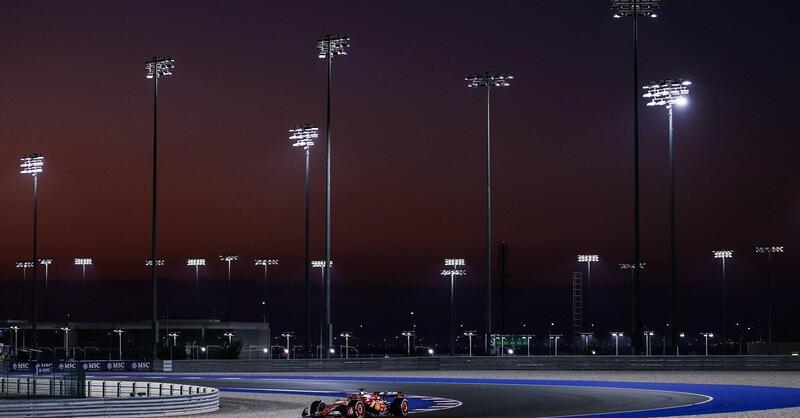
[93,374,800,417]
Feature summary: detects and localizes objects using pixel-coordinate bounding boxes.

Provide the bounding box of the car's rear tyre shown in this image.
[349,400,366,417]
[390,398,409,416]
[310,400,324,415]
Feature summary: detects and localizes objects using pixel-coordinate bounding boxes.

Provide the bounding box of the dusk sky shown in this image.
[1,1,798,344]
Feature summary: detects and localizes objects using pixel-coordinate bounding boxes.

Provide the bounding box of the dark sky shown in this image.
[1,1,799,345]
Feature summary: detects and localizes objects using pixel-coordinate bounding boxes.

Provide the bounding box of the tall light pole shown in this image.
[402,331,414,356]
[580,332,594,354]
[223,332,235,346]
[463,331,477,357]
[644,78,691,353]
[74,258,93,288]
[113,329,124,360]
[281,332,294,359]
[292,123,318,354]
[317,34,349,358]
[145,55,174,361]
[20,153,44,354]
[677,332,685,355]
[39,259,52,293]
[644,330,654,356]
[611,0,660,356]
[220,255,239,321]
[254,259,279,323]
[441,258,466,356]
[16,261,33,309]
[701,332,714,356]
[755,246,783,343]
[577,254,599,327]
[10,325,20,357]
[59,327,70,358]
[187,258,206,295]
[340,332,353,359]
[167,332,179,361]
[465,72,512,353]
[611,332,624,356]
[714,250,733,354]
[312,259,332,355]
[549,334,562,356]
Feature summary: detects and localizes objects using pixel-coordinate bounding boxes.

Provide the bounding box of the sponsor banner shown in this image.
[9,360,153,373]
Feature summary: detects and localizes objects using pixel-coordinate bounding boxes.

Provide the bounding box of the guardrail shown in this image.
[170,355,800,372]
[0,377,219,417]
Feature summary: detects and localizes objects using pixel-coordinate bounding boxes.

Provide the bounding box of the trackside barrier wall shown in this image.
[170,355,800,372]
[0,377,219,417]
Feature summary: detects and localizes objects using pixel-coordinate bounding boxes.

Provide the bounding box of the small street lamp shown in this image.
[611,332,624,356]
[401,331,414,356]
[223,332,235,346]
[463,330,478,357]
[701,332,714,356]
[168,332,179,360]
[281,332,295,359]
[113,329,124,360]
[549,335,562,356]
[340,332,353,359]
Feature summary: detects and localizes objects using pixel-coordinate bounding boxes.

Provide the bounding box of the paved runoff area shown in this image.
[94,370,800,417]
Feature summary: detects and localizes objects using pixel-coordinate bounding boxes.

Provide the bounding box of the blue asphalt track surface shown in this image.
[90,373,800,417]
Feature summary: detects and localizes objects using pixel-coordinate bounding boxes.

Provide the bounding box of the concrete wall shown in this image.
[170,355,800,372]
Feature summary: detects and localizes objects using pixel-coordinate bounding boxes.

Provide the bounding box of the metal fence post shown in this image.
[117,381,121,397]
[159,383,163,396]
[147,382,151,397]
[170,384,173,395]
[102,381,106,397]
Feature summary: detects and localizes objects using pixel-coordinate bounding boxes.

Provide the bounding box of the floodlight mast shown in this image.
[465,72,512,354]
[16,261,34,306]
[441,258,467,356]
[254,259,278,323]
[755,246,783,343]
[220,254,239,320]
[644,78,691,354]
[20,153,44,353]
[145,55,174,361]
[292,123,319,353]
[317,34,349,358]
[577,254,599,327]
[186,258,206,294]
[74,258,93,289]
[714,250,733,354]
[611,0,660,356]
[39,258,52,319]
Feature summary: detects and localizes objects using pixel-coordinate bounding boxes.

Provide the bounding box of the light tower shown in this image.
[577,254,599,327]
[186,258,206,294]
[610,0,660,356]
[145,55,174,361]
[441,258,467,356]
[74,258,93,288]
[16,261,34,306]
[644,78,691,354]
[292,123,318,353]
[311,260,332,356]
[39,259,53,292]
[317,34,349,358]
[254,259,278,324]
[755,246,783,343]
[465,72,512,353]
[220,254,239,321]
[714,250,733,354]
[20,153,44,353]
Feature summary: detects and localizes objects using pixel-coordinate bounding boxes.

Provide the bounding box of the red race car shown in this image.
[302,390,410,417]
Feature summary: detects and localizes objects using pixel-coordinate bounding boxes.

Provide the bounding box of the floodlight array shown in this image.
[74,258,93,266]
[311,260,332,268]
[145,57,175,79]
[187,258,206,266]
[465,73,513,88]
[290,124,319,149]
[755,246,784,253]
[713,250,733,259]
[16,261,34,268]
[20,154,44,175]
[444,258,466,266]
[619,262,646,269]
[611,0,660,18]
[39,258,53,265]
[578,254,599,263]
[643,79,691,107]
[441,269,467,277]
[255,259,279,266]
[145,259,165,266]
[317,35,350,58]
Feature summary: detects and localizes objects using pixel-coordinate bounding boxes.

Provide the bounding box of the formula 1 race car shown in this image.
[301,390,410,417]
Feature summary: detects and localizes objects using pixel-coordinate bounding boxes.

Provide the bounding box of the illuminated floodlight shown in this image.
[444,258,465,267]
[74,258,93,266]
[755,246,784,254]
[311,260,332,268]
[611,0,660,18]
[317,35,350,58]
[643,79,691,108]
[16,261,34,268]
[290,124,318,150]
[578,254,599,263]
[255,259,279,266]
[611,332,624,337]
[187,258,206,266]
[20,154,44,175]
[465,73,513,88]
[701,332,714,338]
[441,269,467,277]
[39,258,53,266]
[145,259,165,266]
[619,263,646,270]
[713,250,733,259]
[145,56,175,79]
[219,254,239,262]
